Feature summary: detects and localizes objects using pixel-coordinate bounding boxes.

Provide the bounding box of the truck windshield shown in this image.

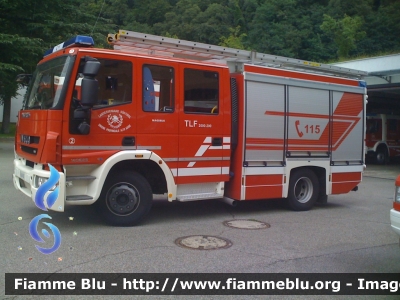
[24,55,75,110]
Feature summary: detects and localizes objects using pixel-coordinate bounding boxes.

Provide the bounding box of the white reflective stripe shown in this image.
[331,165,364,173]
[63,146,137,150]
[223,145,231,149]
[209,146,222,150]
[203,137,212,143]
[62,145,161,150]
[180,157,225,161]
[224,137,231,143]
[244,167,285,175]
[163,158,178,162]
[170,167,230,177]
[194,145,209,157]
[187,162,195,168]
[179,167,222,176]
[137,146,161,150]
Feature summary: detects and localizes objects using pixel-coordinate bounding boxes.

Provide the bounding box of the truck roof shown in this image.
[108,30,368,80]
[41,32,367,82]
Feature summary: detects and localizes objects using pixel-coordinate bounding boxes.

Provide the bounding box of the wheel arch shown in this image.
[287,165,326,192]
[372,141,389,154]
[87,150,177,202]
[376,142,389,154]
[286,166,323,210]
[284,164,327,200]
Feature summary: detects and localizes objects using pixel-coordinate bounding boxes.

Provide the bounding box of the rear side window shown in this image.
[142,64,174,112]
[184,69,219,114]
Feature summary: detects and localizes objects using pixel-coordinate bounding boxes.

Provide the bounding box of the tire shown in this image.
[375,147,388,165]
[287,169,319,211]
[98,171,153,226]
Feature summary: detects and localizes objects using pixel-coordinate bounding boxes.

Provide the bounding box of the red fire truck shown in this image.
[366,114,400,164]
[13,31,367,225]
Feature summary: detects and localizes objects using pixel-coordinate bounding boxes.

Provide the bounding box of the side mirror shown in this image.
[73,109,90,135]
[81,78,98,106]
[78,121,90,135]
[80,59,100,107]
[16,74,32,86]
[82,60,101,77]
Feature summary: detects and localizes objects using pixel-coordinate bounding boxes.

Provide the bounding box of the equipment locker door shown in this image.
[177,67,227,184]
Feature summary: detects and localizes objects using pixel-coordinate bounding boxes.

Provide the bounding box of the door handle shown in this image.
[212,137,223,146]
[122,136,135,146]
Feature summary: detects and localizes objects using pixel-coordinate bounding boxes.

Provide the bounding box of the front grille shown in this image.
[21,145,38,155]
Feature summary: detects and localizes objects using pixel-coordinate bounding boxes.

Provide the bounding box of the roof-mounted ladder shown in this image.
[107,30,368,79]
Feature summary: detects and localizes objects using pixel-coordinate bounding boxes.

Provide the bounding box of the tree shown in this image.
[0,0,113,133]
[0,34,41,132]
[0,1,43,133]
[128,0,172,27]
[247,0,309,58]
[219,26,247,49]
[320,14,366,59]
[357,0,400,54]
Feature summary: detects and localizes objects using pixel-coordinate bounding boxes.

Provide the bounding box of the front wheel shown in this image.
[287,169,319,211]
[98,171,153,226]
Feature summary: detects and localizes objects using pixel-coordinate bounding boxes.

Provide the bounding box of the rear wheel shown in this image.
[98,171,152,226]
[287,169,319,211]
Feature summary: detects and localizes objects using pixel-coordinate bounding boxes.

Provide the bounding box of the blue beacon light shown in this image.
[43,35,94,57]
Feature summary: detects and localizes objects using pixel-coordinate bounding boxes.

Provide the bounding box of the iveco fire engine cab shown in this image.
[13,31,368,225]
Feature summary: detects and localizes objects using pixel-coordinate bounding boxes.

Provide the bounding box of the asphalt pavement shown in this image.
[1,139,400,299]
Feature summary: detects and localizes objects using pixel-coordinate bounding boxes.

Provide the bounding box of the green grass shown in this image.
[0,122,16,138]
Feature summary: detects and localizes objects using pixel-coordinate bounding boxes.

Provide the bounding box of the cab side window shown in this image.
[80,59,132,107]
[142,64,174,112]
[184,69,219,114]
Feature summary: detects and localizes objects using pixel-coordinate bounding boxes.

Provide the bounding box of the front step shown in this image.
[176,182,225,202]
[66,195,93,201]
[66,175,96,181]
[177,193,223,202]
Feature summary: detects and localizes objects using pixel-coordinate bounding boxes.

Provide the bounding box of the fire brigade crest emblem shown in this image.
[107,114,123,129]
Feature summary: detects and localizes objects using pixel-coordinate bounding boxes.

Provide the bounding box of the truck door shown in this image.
[64,57,136,164]
[177,67,227,184]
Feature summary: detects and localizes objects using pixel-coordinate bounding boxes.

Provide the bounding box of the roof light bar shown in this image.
[358,80,367,88]
[44,35,94,57]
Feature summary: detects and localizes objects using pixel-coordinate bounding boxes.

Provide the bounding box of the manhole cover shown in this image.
[223,219,270,230]
[175,235,232,250]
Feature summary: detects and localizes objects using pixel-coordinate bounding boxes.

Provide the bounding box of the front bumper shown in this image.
[390,208,400,237]
[13,156,65,212]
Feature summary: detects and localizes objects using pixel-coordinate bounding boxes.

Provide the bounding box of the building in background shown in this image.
[0,87,26,123]
[334,54,400,114]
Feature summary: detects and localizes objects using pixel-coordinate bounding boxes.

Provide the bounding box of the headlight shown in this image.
[34,175,57,191]
[395,186,400,203]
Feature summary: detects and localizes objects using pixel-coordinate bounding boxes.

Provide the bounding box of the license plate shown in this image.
[21,134,30,144]
[15,168,28,182]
